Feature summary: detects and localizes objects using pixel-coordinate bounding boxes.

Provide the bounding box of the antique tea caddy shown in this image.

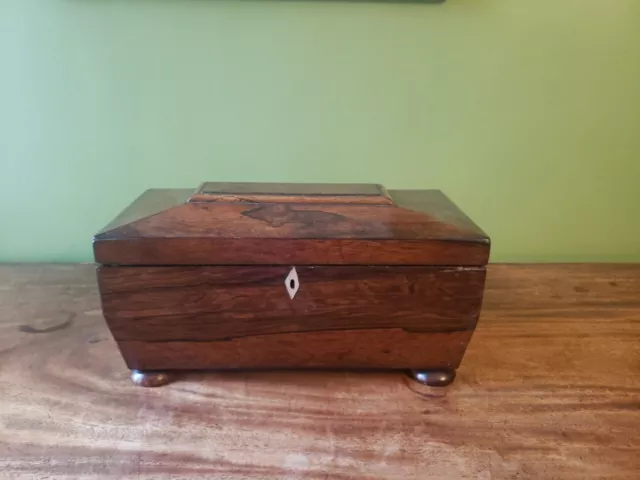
[94,183,490,387]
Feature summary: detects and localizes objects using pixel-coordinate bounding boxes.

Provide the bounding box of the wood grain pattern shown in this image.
[118,330,473,370]
[94,237,490,266]
[93,186,489,266]
[97,192,485,242]
[98,266,485,341]
[2,264,639,479]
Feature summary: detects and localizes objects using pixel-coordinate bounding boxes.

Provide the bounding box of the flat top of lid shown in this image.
[94,183,490,266]
[188,182,393,205]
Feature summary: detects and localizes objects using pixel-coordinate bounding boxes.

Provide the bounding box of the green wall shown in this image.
[2,0,639,263]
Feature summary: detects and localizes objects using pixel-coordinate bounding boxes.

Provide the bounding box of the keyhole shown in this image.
[285,267,299,299]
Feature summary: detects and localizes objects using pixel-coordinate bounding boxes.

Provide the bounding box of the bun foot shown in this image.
[410,369,456,387]
[130,370,173,387]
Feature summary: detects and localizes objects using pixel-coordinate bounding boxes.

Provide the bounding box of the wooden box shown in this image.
[94,183,490,387]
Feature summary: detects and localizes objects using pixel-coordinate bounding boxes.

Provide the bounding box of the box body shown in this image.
[94,183,490,375]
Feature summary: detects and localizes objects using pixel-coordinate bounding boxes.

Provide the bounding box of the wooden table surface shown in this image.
[0,264,638,479]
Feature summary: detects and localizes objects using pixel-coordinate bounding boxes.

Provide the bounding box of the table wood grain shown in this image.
[0,264,638,479]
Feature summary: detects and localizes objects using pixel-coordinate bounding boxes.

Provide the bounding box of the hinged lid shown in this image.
[94,183,490,266]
